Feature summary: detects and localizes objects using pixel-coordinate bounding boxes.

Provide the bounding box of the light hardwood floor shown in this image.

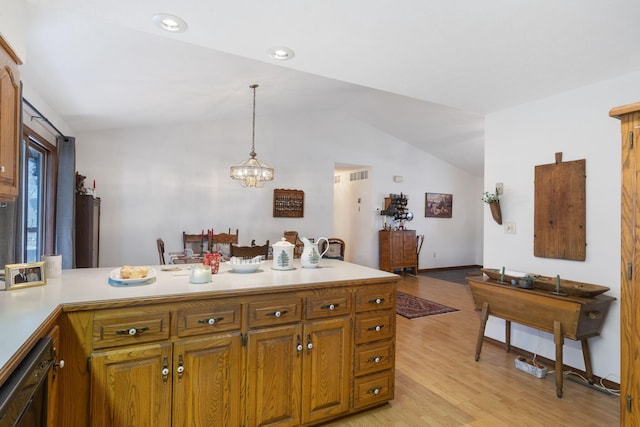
[325,274,619,426]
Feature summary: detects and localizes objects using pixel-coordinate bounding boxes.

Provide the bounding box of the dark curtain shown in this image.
[55,136,75,269]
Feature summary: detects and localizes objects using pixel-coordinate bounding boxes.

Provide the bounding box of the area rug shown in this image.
[396,291,459,319]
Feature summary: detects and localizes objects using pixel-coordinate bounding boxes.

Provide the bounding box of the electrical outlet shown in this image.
[504,222,516,234]
[496,182,504,195]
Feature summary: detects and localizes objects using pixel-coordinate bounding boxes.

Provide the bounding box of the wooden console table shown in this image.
[467,276,615,398]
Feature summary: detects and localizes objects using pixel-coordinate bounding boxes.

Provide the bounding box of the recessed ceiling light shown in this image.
[267,46,295,61]
[152,13,188,33]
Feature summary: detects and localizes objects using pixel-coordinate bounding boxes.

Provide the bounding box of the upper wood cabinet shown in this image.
[0,37,21,202]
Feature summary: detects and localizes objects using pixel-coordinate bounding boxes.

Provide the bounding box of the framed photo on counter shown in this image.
[4,262,46,290]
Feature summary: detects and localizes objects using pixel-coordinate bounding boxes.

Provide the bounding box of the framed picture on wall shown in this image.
[425,193,453,218]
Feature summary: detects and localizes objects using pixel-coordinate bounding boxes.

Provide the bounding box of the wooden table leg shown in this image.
[475,302,489,361]
[554,320,563,398]
[505,320,511,353]
[581,339,594,385]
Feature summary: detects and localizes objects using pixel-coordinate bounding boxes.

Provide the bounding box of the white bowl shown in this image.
[226,261,264,273]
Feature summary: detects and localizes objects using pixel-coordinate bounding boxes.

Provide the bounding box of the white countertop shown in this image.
[0,260,397,377]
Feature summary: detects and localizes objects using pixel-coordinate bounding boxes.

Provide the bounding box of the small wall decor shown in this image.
[482,191,502,225]
[273,188,304,217]
[3,262,46,290]
[425,193,453,218]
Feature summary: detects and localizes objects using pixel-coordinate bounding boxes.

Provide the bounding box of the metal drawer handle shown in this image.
[198,317,224,325]
[321,303,338,311]
[368,356,382,363]
[367,325,384,332]
[366,387,382,395]
[368,298,384,304]
[116,326,150,336]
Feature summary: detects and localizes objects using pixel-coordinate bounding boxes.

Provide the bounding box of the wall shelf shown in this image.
[273,189,304,218]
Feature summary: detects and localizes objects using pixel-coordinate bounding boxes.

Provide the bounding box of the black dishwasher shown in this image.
[0,337,54,427]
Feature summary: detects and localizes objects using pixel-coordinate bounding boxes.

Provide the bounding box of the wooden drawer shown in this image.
[353,370,394,409]
[247,297,302,328]
[354,340,394,376]
[355,311,394,344]
[176,302,241,337]
[355,285,395,313]
[93,311,170,349]
[305,291,351,319]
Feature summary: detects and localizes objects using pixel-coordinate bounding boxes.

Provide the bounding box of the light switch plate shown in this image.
[504,222,516,234]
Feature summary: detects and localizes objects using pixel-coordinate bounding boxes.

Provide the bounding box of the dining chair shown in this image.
[319,238,345,260]
[230,240,270,259]
[183,231,206,256]
[156,238,166,265]
[283,230,304,258]
[208,228,239,255]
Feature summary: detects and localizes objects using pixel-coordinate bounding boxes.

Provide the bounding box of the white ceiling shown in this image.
[20,0,640,177]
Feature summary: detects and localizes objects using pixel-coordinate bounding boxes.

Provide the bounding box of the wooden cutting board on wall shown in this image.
[534,152,586,261]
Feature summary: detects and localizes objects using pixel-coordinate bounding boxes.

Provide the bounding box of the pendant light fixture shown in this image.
[230,84,274,188]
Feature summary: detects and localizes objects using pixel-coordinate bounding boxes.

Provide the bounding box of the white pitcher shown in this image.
[300,237,329,268]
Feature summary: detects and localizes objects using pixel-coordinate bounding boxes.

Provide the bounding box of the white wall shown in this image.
[0,0,27,62]
[75,109,483,270]
[484,70,640,381]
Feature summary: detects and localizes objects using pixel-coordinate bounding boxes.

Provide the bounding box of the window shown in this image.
[22,126,56,262]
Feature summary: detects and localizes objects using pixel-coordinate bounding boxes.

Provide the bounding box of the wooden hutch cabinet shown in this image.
[75,194,100,267]
[0,37,21,202]
[610,102,640,426]
[379,230,418,274]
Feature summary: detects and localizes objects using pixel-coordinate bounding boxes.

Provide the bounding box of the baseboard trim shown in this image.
[418,264,482,274]
[482,336,620,392]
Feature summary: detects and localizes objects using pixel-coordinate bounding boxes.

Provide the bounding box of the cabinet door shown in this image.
[620,110,640,425]
[301,317,351,425]
[401,231,417,265]
[246,324,302,427]
[172,333,242,427]
[390,232,405,266]
[0,59,19,201]
[91,343,172,427]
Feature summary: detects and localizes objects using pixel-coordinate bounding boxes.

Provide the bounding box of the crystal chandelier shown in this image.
[230,84,274,188]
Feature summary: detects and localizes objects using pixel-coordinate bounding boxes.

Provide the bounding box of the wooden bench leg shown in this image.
[554,320,563,398]
[505,320,511,353]
[475,302,489,361]
[581,339,594,385]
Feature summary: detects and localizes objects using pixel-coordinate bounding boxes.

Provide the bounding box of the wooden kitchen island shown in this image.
[467,275,615,398]
[0,260,399,426]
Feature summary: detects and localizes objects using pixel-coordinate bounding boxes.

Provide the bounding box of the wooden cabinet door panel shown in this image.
[301,317,351,424]
[246,324,302,427]
[172,333,242,427]
[91,343,172,427]
[0,61,19,200]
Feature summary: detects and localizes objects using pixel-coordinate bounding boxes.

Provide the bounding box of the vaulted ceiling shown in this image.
[21,0,640,177]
